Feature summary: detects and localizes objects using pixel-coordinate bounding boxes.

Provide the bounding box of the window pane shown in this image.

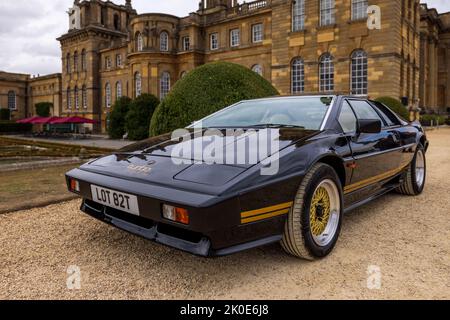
[349,100,383,121]
[320,53,334,92]
[292,0,305,31]
[351,50,368,95]
[339,101,357,133]
[160,72,170,99]
[252,24,263,43]
[352,0,368,20]
[291,58,305,94]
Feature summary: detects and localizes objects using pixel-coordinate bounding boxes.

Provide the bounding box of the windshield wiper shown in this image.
[247,124,305,129]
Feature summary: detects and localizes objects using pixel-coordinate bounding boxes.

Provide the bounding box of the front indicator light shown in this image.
[69,178,80,193]
[162,205,190,225]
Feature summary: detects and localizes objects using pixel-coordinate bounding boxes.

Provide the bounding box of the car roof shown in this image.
[242,95,368,103]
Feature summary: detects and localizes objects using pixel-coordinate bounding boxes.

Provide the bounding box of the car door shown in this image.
[345,99,403,202]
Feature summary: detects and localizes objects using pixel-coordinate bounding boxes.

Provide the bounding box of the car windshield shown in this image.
[198,96,333,130]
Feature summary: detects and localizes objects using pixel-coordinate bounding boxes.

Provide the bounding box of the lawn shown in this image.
[0,164,81,213]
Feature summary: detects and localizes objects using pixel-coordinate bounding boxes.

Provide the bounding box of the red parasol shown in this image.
[16,116,43,124]
[49,116,99,124]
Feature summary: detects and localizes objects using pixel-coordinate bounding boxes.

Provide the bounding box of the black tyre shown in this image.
[396,144,426,196]
[281,163,344,260]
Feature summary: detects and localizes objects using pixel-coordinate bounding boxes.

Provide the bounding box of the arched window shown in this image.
[291,58,305,94]
[74,51,78,72]
[160,31,169,52]
[82,85,87,109]
[81,49,87,71]
[67,87,72,109]
[136,32,143,52]
[7,91,16,110]
[160,72,171,99]
[319,53,334,92]
[135,72,142,97]
[116,81,122,100]
[292,0,305,31]
[105,82,111,108]
[320,0,335,26]
[180,71,187,79]
[252,64,263,76]
[66,53,71,74]
[351,0,368,20]
[351,50,368,95]
[74,86,79,109]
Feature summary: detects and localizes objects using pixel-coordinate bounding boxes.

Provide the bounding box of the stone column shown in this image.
[427,38,437,110]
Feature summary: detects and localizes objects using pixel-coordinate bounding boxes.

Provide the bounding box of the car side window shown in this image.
[370,101,401,126]
[338,101,357,133]
[348,100,384,124]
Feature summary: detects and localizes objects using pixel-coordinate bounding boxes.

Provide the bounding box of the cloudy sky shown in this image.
[0,0,448,75]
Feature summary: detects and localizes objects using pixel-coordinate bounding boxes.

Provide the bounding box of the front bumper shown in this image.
[81,198,283,257]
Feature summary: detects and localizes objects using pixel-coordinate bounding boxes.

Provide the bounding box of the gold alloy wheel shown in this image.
[309,179,341,247]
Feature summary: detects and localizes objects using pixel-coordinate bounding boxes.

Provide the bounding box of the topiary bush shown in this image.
[35,102,53,117]
[150,62,279,136]
[108,96,132,139]
[0,109,11,121]
[374,96,409,120]
[126,94,160,141]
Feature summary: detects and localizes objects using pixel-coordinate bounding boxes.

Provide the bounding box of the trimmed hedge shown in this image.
[35,102,52,117]
[126,94,160,141]
[0,109,10,121]
[150,62,279,136]
[374,96,409,120]
[108,96,132,139]
[420,114,446,126]
[0,121,32,133]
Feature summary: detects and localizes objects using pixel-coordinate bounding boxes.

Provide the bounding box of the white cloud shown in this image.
[0,0,448,75]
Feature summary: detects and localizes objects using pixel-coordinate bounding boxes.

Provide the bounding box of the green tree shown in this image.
[107,96,132,139]
[374,97,409,120]
[126,94,160,141]
[35,102,53,117]
[150,62,279,136]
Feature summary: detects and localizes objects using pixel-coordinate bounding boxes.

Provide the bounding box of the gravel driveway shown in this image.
[1,129,449,300]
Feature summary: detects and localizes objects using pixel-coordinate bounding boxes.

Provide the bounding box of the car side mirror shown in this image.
[358,119,382,134]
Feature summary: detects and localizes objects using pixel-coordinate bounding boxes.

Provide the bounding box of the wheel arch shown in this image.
[312,154,346,188]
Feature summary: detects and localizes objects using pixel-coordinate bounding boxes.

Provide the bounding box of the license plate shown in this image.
[90,185,140,216]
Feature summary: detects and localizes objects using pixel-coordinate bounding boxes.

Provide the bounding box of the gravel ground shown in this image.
[1,128,449,300]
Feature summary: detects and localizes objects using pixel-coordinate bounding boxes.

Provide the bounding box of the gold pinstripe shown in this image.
[240,202,293,224]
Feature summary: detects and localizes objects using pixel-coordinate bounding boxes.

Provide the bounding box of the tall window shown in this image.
[160,31,169,52]
[352,0,368,20]
[66,53,71,74]
[116,81,122,100]
[320,0,335,26]
[82,85,87,109]
[182,36,190,51]
[74,51,78,72]
[81,49,87,71]
[136,32,143,52]
[291,58,305,94]
[252,64,263,76]
[292,0,305,31]
[105,56,112,70]
[67,87,72,109]
[210,33,219,50]
[105,83,111,108]
[351,50,368,95]
[252,24,263,43]
[7,91,16,110]
[230,29,240,47]
[74,86,79,109]
[135,72,142,97]
[160,72,171,99]
[116,54,122,67]
[319,53,334,92]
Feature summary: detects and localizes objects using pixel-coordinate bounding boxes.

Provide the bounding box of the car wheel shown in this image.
[396,144,426,196]
[281,163,343,260]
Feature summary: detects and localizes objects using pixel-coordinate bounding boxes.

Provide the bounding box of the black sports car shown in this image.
[66,95,428,259]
